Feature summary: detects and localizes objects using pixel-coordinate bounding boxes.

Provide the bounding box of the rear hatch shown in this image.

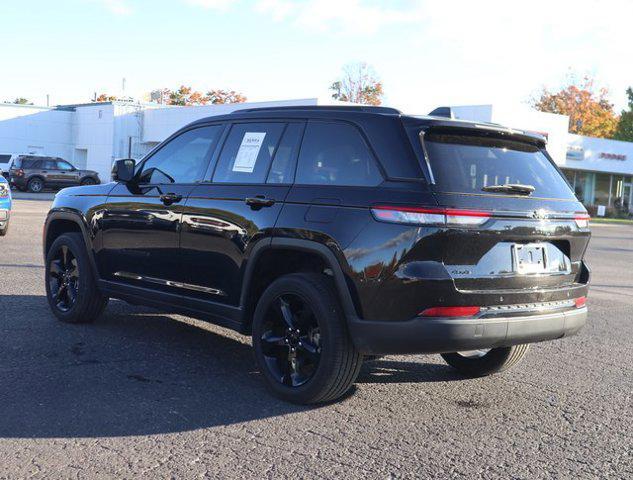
[410,123,590,293]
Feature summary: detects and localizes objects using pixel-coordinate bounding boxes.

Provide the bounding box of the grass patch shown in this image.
[590,217,633,225]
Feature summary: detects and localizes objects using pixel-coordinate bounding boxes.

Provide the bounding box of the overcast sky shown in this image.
[2,0,631,114]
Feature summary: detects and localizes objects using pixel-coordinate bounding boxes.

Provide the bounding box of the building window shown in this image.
[594,173,611,207]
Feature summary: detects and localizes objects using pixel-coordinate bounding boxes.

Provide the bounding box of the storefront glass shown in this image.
[594,173,611,207]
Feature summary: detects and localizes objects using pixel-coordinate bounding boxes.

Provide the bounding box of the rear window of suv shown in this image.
[15,157,42,169]
[423,132,575,199]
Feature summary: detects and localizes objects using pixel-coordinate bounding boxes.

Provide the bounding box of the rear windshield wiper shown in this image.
[481,183,535,195]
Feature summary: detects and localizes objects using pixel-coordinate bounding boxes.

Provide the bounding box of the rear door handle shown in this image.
[159,193,183,206]
[245,196,275,209]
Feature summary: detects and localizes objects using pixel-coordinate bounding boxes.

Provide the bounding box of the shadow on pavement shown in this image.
[0,294,459,438]
[357,359,461,384]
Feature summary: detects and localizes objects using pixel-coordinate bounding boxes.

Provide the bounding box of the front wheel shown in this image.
[440,344,530,377]
[252,273,363,404]
[45,232,108,323]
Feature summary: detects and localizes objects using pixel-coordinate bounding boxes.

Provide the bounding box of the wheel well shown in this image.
[45,219,82,256]
[28,175,44,184]
[242,248,332,333]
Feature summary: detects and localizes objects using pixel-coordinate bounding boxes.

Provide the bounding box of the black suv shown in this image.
[43,106,590,404]
[10,155,100,192]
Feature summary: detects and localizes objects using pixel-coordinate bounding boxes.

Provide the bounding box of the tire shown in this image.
[80,178,96,186]
[45,232,108,324]
[0,222,8,237]
[363,355,384,362]
[252,273,363,404]
[440,344,530,377]
[27,177,44,193]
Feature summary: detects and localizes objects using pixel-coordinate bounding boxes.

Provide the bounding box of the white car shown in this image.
[0,154,17,181]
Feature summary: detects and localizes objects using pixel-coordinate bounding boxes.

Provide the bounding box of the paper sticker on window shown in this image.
[233,132,266,173]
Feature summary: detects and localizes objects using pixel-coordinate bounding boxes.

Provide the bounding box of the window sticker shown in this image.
[233,132,266,173]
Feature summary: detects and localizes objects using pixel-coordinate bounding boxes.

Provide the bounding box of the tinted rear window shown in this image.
[423,133,575,199]
[0,155,11,164]
[18,157,41,169]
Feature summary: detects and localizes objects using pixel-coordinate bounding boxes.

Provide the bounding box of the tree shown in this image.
[529,76,618,138]
[205,89,247,104]
[94,93,118,102]
[330,62,384,106]
[150,86,247,106]
[4,97,32,105]
[614,87,633,142]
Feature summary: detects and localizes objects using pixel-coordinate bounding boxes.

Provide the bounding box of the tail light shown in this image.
[575,296,587,308]
[15,168,24,177]
[371,206,490,227]
[419,306,481,317]
[574,214,590,228]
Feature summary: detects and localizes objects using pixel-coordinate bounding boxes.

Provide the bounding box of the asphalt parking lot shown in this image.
[0,199,631,479]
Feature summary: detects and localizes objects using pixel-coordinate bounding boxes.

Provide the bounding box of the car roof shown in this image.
[185,105,546,146]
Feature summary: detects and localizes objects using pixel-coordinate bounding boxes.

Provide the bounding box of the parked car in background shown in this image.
[42,105,591,404]
[0,175,12,236]
[9,155,100,193]
[0,154,15,181]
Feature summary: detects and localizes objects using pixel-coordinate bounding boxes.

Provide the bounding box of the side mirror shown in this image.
[112,158,136,182]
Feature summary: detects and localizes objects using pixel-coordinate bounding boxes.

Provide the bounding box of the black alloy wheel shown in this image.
[45,232,108,323]
[48,245,79,312]
[252,273,363,404]
[260,293,321,387]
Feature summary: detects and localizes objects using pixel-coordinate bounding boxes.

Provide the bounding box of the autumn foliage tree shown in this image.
[95,93,119,102]
[4,97,32,105]
[614,87,633,142]
[151,86,247,106]
[330,62,384,106]
[206,89,247,104]
[530,76,618,138]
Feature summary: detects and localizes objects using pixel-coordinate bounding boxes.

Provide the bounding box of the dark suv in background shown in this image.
[43,106,590,404]
[10,155,100,192]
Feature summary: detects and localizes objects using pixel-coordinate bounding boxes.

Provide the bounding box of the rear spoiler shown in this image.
[426,124,547,148]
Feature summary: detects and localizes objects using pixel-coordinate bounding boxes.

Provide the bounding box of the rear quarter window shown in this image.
[21,158,41,169]
[424,133,575,199]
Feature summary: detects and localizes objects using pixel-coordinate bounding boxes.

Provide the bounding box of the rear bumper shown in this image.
[349,307,587,355]
[9,176,26,187]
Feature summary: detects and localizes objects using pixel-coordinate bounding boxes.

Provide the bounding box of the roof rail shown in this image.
[232,105,402,115]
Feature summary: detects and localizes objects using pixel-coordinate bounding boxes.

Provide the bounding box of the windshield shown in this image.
[423,132,575,200]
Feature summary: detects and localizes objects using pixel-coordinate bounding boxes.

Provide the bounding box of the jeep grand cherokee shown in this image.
[43,106,590,404]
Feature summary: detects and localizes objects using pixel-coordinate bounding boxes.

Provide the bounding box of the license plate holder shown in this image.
[512,243,547,274]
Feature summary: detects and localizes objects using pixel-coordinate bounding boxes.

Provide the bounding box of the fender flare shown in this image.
[44,209,100,282]
[240,238,360,324]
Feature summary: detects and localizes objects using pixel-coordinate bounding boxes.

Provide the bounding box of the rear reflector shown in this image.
[575,296,587,308]
[420,306,481,317]
[371,206,490,227]
[574,214,590,228]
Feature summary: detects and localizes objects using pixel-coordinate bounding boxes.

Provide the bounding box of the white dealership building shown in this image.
[0,99,632,213]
